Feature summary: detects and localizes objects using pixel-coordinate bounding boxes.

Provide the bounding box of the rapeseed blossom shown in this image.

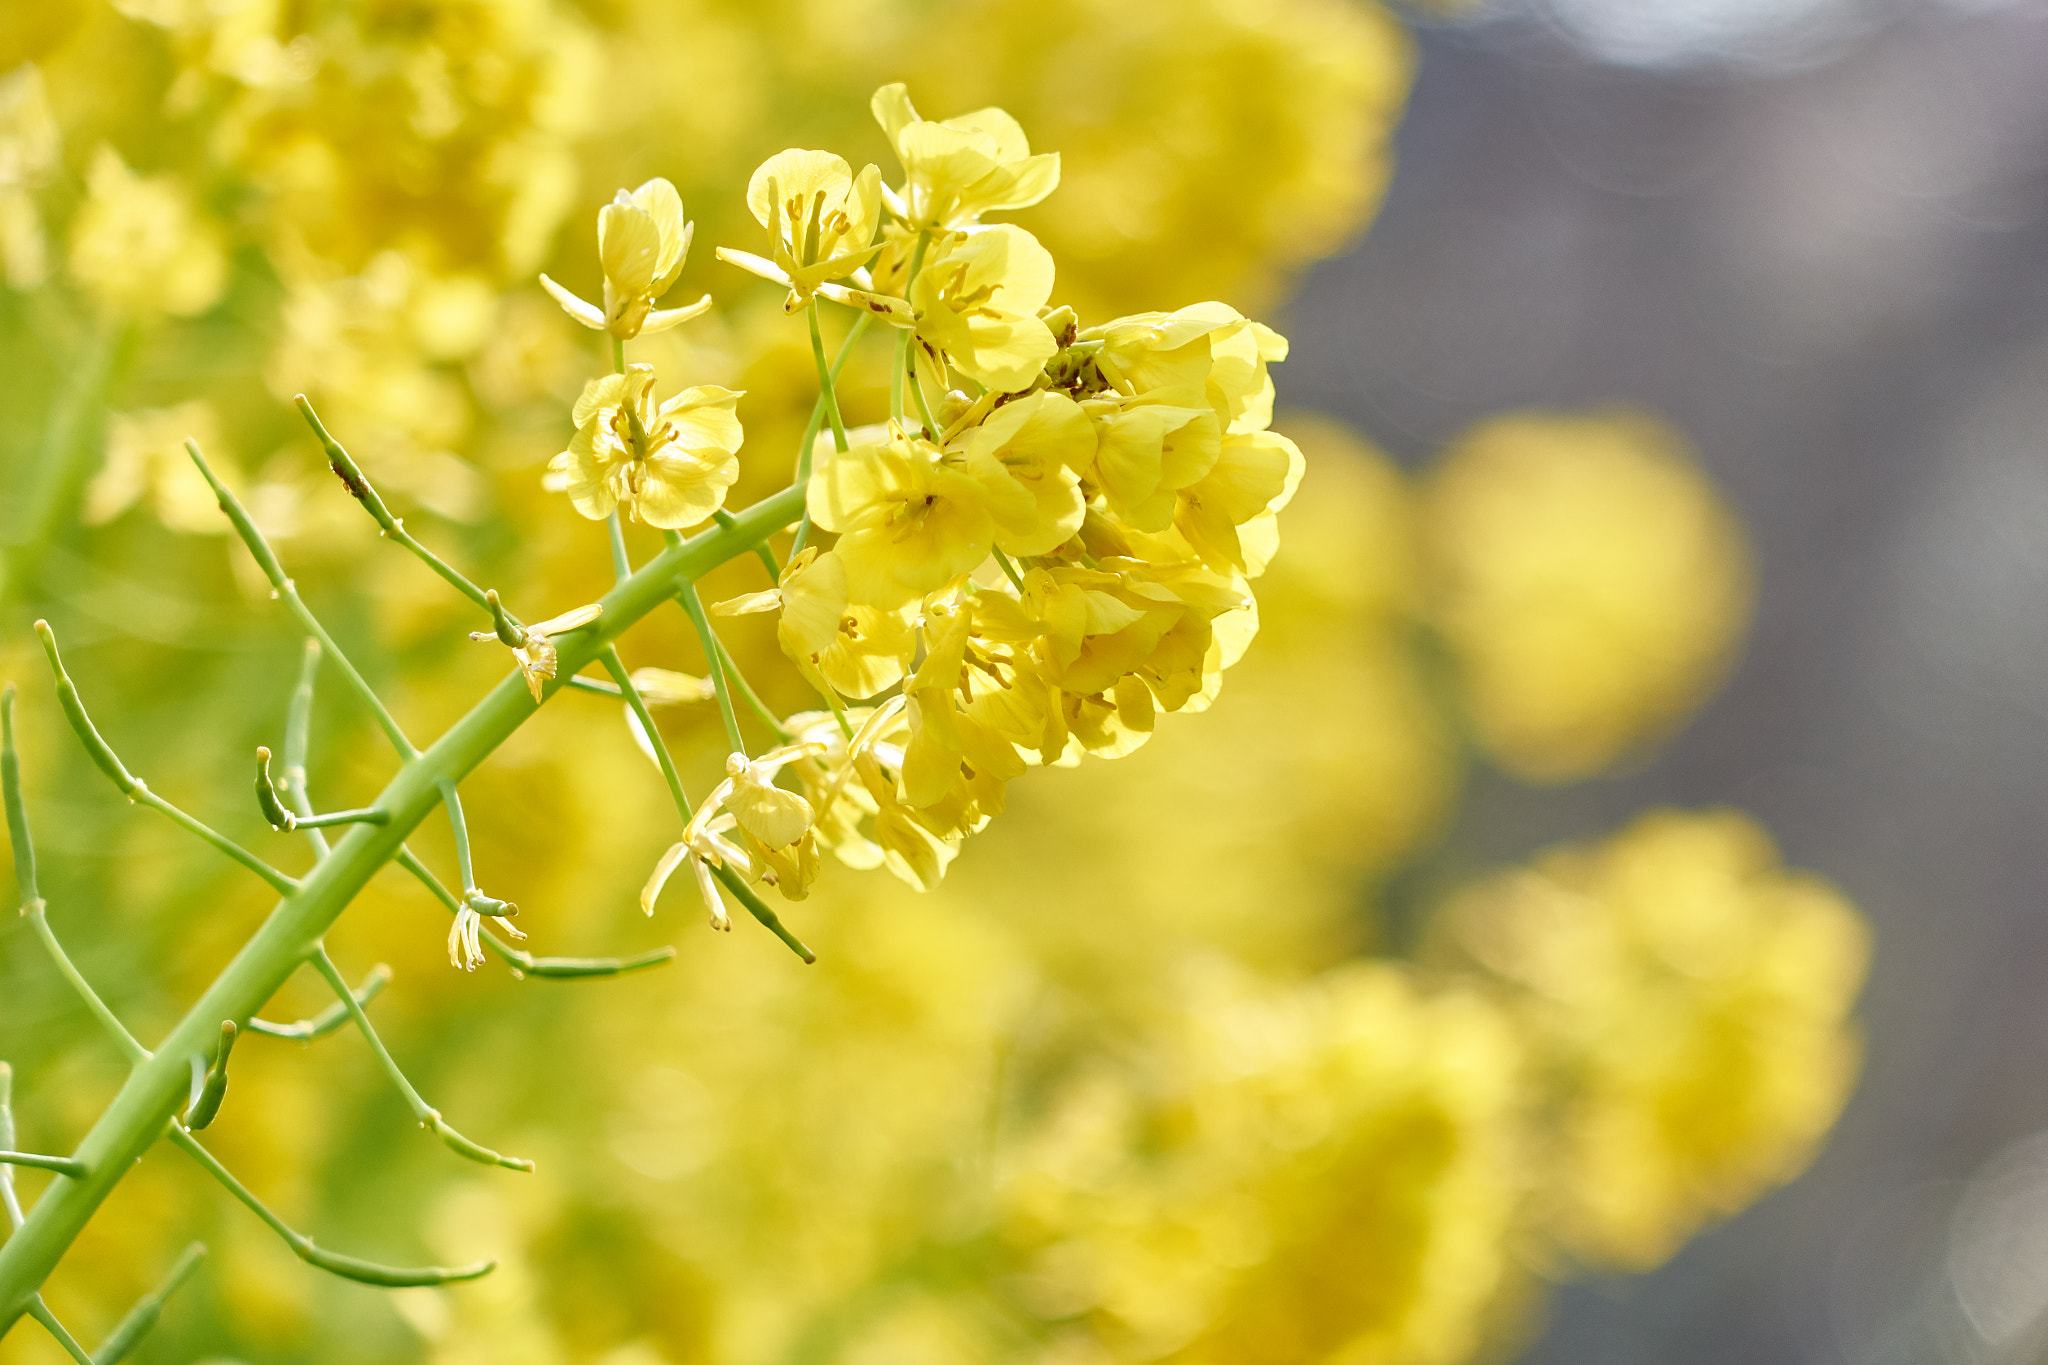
[549,365,743,528]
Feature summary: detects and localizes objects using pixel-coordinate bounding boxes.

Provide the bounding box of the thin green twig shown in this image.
[790,310,870,558]
[808,299,850,453]
[32,625,299,896]
[607,511,633,583]
[91,1242,206,1365]
[677,582,746,755]
[709,863,815,964]
[599,648,695,822]
[294,398,499,617]
[0,1153,85,1178]
[167,1124,494,1287]
[991,546,1027,591]
[309,948,533,1172]
[4,686,150,1066]
[246,965,391,1041]
[28,1297,93,1365]
[185,440,418,760]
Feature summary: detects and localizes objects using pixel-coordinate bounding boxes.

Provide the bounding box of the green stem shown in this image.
[34,623,298,897]
[0,480,809,1330]
[294,399,499,618]
[246,965,390,1041]
[28,1298,92,1365]
[790,310,869,559]
[808,300,850,454]
[167,1124,494,1288]
[438,778,479,896]
[185,441,418,760]
[607,511,633,583]
[709,863,814,964]
[309,948,532,1172]
[0,1064,22,1229]
[0,1153,85,1178]
[709,633,792,741]
[677,582,746,755]
[991,546,1027,591]
[599,646,694,823]
[91,1242,206,1365]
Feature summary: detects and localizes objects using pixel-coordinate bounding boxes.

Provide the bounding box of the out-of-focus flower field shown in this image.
[0,2,1868,1362]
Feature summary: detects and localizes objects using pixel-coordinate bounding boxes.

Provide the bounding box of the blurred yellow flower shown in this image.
[1421,408,1754,782]
[83,402,232,536]
[0,61,59,288]
[1440,809,1869,1270]
[67,145,225,316]
[549,364,743,528]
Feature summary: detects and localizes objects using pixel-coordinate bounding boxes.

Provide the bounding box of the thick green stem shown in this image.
[0,481,808,1331]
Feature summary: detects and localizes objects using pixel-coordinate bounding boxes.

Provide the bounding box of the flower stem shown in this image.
[309,947,533,1172]
[790,311,870,559]
[677,581,748,756]
[600,646,694,823]
[808,300,850,454]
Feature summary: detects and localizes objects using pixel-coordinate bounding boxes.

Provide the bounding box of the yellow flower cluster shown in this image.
[1422,409,1755,781]
[1440,809,1870,1270]
[538,86,1303,924]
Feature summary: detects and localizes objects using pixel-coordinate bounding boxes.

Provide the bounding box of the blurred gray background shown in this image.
[1280,1,2048,1361]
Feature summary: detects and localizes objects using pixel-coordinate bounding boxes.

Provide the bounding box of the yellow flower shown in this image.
[716,547,917,700]
[640,742,826,928]
[1442,809,1869,1271]
[1091,301,1290,433]
[539,178,712,340]
[715,148,906,319]
[911,225,1059,393]
[871,82,1060,232]
[1174,429,1305,575]
[1087,398,1221,532]
[1421,409,1754,781]
[806,425,999,609]
[548,363,743,529]
[955,389,1095,558]
[67,145,224,316]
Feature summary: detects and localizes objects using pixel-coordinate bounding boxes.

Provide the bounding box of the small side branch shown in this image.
[91,1242,205,1365]
[168,1123,493,1287]
[255,748,386,832]
[247,964,391,1041]
[0,1153,85,1179]
[294,398,501,618]
[185,440,418,761]
[395,848,675,980]
[31,629,300,896]
[28,1297,93,1365]
[710,863,815,965]
[1,1063,23,1228]
[676,584,747,755]
[3,687,150,1066]
[599,647,695,823]
[308,948,534,1173]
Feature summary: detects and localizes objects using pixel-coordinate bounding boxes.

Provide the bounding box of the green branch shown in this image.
[167,1124,493,1288]
[90,1242,205,1365]
[185,440,418,760]
[34,625,299,897]
[0,1154,84,1179]
[678,583,747,755]
[0,479,808,1330]
[396,847,675,981]
[309,947,531,1172]
[247,964,390,1041]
